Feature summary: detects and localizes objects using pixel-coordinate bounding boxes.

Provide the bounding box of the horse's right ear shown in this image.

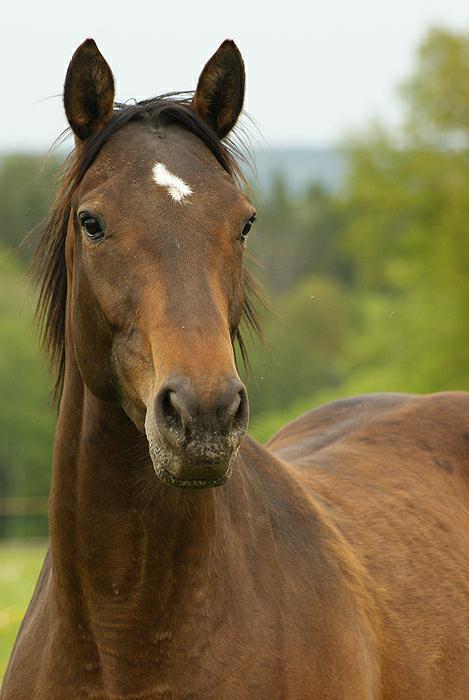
[64,39,115,141]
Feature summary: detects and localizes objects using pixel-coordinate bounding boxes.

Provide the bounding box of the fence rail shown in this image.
[0,498,48,516]
[0,498,49,538]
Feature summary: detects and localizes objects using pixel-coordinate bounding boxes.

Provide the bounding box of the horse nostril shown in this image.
[168,390,194,427]
[218,385,249,434]
[219,392,240,433]
[234,387,249,429]
[155,382,197,435]
[229,392,242,419]
[157,388,182,428]
[154,378,248,437]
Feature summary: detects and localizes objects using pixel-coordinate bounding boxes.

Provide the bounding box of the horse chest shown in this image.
[33,612,285,698]
[66,594,376,699]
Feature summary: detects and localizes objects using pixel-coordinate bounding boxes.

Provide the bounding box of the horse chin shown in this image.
[152,460,233,489]
[147,441,239,489]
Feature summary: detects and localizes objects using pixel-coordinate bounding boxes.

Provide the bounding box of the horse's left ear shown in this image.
[192,40,245,139]
[63,38,115,141]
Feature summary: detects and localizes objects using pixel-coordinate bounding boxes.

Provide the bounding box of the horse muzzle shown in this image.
[145,374,249,488]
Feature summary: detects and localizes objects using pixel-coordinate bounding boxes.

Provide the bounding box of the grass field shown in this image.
[0,542,47,682]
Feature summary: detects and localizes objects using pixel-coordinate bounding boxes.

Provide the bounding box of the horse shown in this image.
[2,38,468,700]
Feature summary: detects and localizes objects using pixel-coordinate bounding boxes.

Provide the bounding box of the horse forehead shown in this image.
[143,135,233,198]
[152,162,193,203]
[78,125,242,223]
[114,124,228,182]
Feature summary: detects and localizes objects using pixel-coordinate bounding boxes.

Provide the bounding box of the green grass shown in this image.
[0,542,47,682]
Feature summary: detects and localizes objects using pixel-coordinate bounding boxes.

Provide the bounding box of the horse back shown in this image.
[269,391,469,699]
[268,391,469,487]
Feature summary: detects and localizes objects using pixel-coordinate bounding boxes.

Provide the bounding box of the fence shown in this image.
[0,498,49,539]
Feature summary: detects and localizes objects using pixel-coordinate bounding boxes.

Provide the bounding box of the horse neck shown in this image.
[48,347,264,617]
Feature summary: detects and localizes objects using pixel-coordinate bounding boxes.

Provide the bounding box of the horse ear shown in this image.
[192,40,245,139]
[63,39,115,141]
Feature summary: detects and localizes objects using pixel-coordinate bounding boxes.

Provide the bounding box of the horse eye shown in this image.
[240,214,256,244]
[79,213,104,241]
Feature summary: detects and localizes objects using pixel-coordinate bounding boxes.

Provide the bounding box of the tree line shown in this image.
[1,27,468,535]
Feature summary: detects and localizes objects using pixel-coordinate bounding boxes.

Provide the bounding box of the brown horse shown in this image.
[2,39,469,700]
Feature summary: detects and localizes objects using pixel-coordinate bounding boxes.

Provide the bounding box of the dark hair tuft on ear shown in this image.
[64,39,115,141]
[192,40,245,139]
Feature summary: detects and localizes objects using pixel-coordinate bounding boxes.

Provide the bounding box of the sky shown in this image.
[2,0,469,150]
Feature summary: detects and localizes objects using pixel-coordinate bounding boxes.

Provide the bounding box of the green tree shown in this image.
[403,27,469,144]
[0,246,55,535]
[251,176,349,295]
[340,27,469,396]
[0,153,60,254]
[242,276,351,418]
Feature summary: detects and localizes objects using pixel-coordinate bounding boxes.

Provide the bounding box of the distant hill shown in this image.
[248,147,347,193]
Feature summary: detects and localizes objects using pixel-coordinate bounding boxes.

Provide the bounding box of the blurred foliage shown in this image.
[0,154,60,256]
[403,27,469,144]
[246,23,469,429]
[1,25,469,537]
[0,544,47,678]
[339,25,469,395]
[0,248,55,535]
[251,177,351,294]
[241,276,351,417]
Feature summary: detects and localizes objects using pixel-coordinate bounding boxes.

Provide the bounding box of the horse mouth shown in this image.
[147,437,240,489]
[151,460,233,489]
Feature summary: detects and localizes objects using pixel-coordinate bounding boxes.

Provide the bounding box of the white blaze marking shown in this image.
[152,162,192,202]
